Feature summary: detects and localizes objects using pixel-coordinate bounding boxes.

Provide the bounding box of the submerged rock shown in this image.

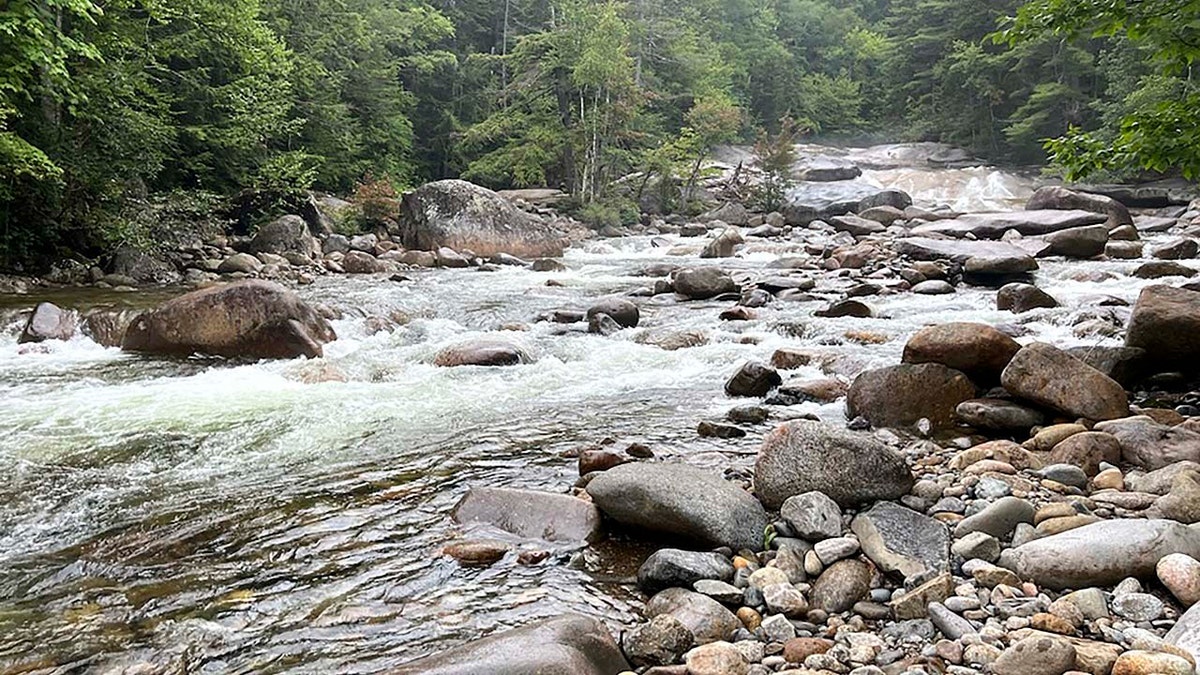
[434,339,533,367]
[586,462,769,551]
[451,487,602,542]
[754,420,914,509]
[391,614,630,674]
[398,179,568,258]
[997,283,1058,313]
[121,280,336,359]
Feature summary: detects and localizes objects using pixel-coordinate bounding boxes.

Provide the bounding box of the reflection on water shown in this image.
[0,149,1179,673]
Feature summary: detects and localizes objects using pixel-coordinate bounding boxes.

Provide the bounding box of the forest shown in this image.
[1,0,1196,269]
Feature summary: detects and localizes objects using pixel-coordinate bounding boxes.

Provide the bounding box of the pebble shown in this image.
[952,531,1001,562]
[1111,593,1164,622]
[760,613,795,641]
[929,602,978,639]
[814,536,860,565]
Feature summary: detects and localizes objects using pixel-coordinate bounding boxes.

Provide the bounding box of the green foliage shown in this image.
[751,117,800,212]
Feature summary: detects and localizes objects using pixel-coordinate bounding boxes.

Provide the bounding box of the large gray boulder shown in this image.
[1167,601,1200,665]
[249,215,317,259]
[782,182,911,226]
[121,280,336,359]
[1125,285,1200,374]
[1001,343,1128,421]
[846,363,976,430]
[910,210,1106,239]
[586,463,769,551]
[1040,224,1109,258]
[451,487,602,543]
[398,180,568,258]
[673,268,739,300]
[1026,185,1133,228]
[1000,519,1200,590]
[754,420,914,509]
[391,614,630,674]
[1094,416,1200,471]
[895,238,1045,267]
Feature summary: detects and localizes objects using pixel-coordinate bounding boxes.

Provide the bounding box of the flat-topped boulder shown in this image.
[782,182,911,226]
[398,179,568,258]
[1000,519,1200,590]
[586,462,769,550]
[910,210,1106,239]
[391,614,630,674]
[451,487,602,543]
[895,238,1045,266]
[902,322,1021,384]
[1026,186,1133,227]
[121,280,336,359]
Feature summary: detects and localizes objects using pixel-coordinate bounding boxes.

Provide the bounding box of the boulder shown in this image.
[754,420,914,509]
[107,245,182,285]
[622,615,694,669]
[218,252,263,274]
[1000,519,1200,590]
[586,298,640,329]
[1094,416,1200,470]
[997,283,1058,313]
[956,399,1043,431]
[18,302,76,343]
[674,268,738,300]
[910,210,1107,239]
[586,463,769,551]
[829,214,886,236]
[1001,343,1128,421]
[851,502,950,578]
[342,250,387,274]
[434,339,532,367]
[896,238,1043,266]
[725,361,782,397]
[390,614,630,675]
[700,227,744,258]
[1041,225,1109,258]
[991,635,1076,675]
[1026,186,1134,228]
[1153,238,1200,260]
[645,588,741,645]
[846,363,976,429]
[638,549,735,594]
[793,156,862,182]
[1049,432,1122,476]
[1133,261,1197,279]
[1125,286,1200,374]
[398,179,568,258]
[902,322,1020,384]
[249,215,317,259]
[121,281,336,359]
[1167,601,1200,665]
[451,487,602,543]
[783,183,911,226]
[1065,346,1148,386]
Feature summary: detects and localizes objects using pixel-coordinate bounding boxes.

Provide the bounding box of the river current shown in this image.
[0,148,1183,673]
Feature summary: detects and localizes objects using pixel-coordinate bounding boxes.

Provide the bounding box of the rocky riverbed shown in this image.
[3,146,1200,675]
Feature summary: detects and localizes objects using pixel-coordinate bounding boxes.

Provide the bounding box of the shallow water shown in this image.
[0,149,1184,673]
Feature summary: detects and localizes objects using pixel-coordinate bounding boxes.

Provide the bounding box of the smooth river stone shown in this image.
[391,614,630,674]
[1001,343,1129,421]
[586,462,769,551]
[451,487,602,542]
[1158,553,1200,607]
[646,588,741,645]
[1000,519,1200,590]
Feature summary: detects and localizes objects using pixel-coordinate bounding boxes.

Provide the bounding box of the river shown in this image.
[0,146,1176,673]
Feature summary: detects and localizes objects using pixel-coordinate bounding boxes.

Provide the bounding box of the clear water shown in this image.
[0,148,1182,673]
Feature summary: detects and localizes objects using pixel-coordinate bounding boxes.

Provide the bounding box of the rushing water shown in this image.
[0,147,1182,673]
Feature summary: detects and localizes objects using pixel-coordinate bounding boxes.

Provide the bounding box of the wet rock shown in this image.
[1027,185,1134,227]
[249,215,316,259]
[810,559,872,613]
[398,180,567,258]
[18,302,76,344]
[1159,553,1200,607]
[754,420,914,509]
[911,279,955,295]
[782,183,911,226]
[700,227,744,258]
[956,399,1043,431]
[674,268,738,299]
[122,280,336,359]
[846,363,976,430]
[852,502,950,578]
[82,308,136,347]
[1134,261,1197,279]
[1094,416,1200,470]
[1001,519,1200,590]
[896,237,1043,265]
[1042,224,1109,258]
[997,283,1058,313]
[586,298,639,329]
[1001,343,1129,421]
[902,322,1021,384]
[451,487,602,543]
[1049,432,1122,476]
[1111,650,1194,675]
[954,496,1035,540]
[587,463,769,550]
[443,539,512,565]
[1126,285,1200,374]
[588,313,622,336]
[1107,240,1144,258]
[218,252,264,274]
[623,615,693,669]
[725,361,782,397]
[912,209,1106,238]
[1153,238,1200,260]
[645,588,741,645]
[780,491,843,541]
[391,614,630,674]
[434,339,532,367]
[685,641,748,675]
[637,549,735,594]
[814,299,872,318]
[991,635,1076,675]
